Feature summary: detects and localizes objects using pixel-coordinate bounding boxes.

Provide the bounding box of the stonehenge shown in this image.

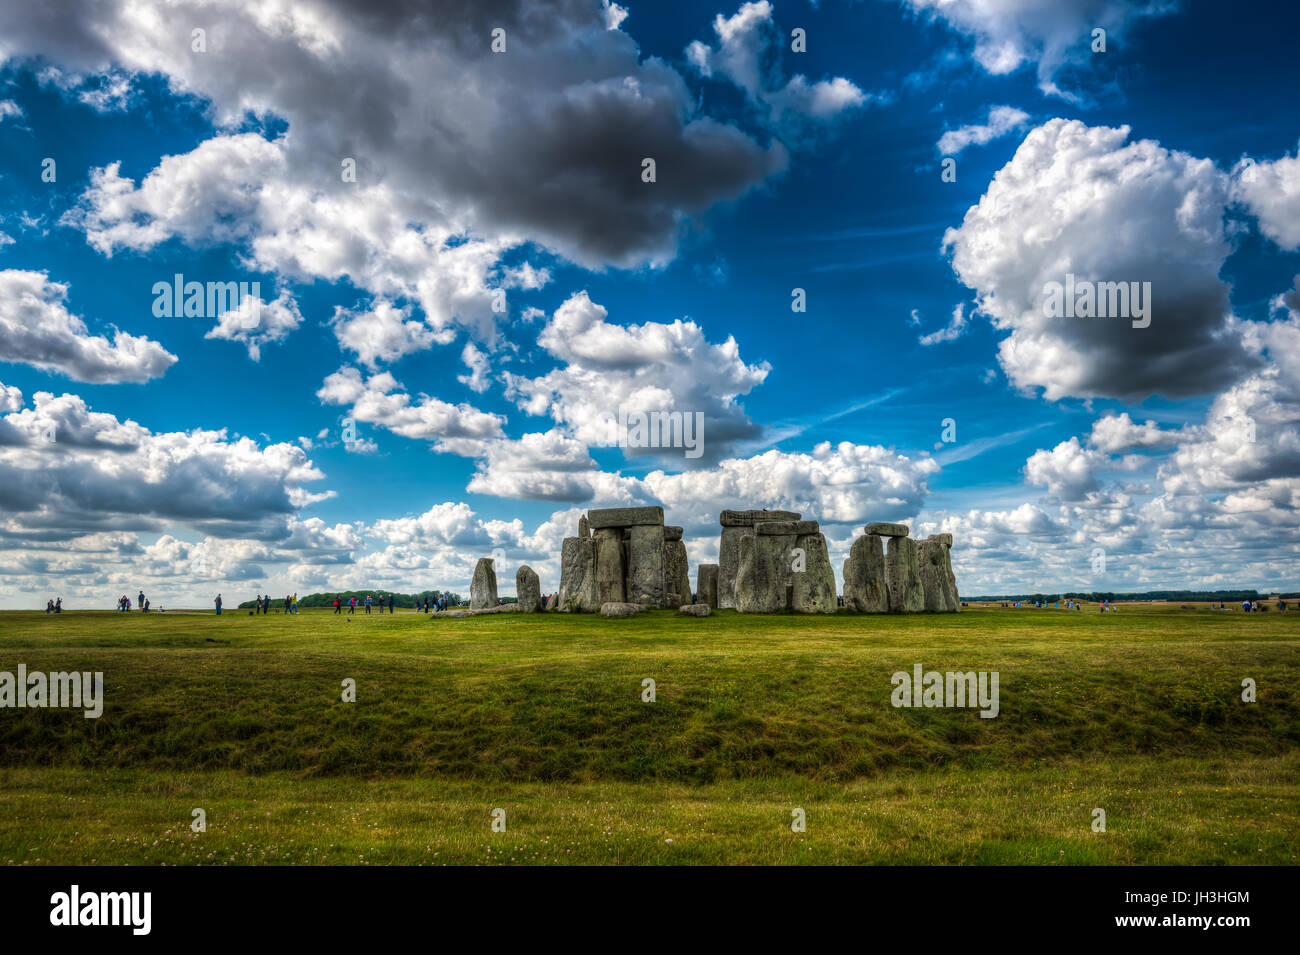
[842,523,959,614]
[726,511,837,614]
[717,509,800,609]
[558,506,685,612]
[492,504,959,618]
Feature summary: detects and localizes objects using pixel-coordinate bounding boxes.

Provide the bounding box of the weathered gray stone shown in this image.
[470,557,498,609]
[718,524,747,609]
[791,532,837,614]
[558,537,598,612]
[627,523,666,607]
[600,601,642,618]
[718,509,802,606]
[663,539,691,607]
[885,536,925,613]
[578,515,590,539]
[588,506,664,529]
[927,532,953,548]
[866,522,910,538]
[544,593,557,611]
[719,509,801,527]
[755,520,800,536]
[594,527,626,605]
[843,534,888,613]
[917,538,960,612]
[735,530,796,613]
[664,525,683,541]
[515,565,542,613]
[679,603,711,617]
[697,563,719,609]
[434,604,516,618]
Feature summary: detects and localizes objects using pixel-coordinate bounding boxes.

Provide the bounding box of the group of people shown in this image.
[117,590,153,612]
[44,597,63,613]
[250,593,299,614]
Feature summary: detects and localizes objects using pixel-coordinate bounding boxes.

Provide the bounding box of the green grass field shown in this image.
[1,605,1297,864]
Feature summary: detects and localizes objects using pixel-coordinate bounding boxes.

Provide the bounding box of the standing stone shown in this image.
[663,539,690,607]
[470,557,498,610]
[544,593,557,611]
[594,527,626,605]
[843,534,888,613]
[885,536,924,613]
[735,529,796,613]
[578,515,591,539]
[627,523,666,607]
[515,565,542,613]
[718,524,748,609]
[918,536,960,612]
[558,537,598,612]
[791,532,836,614]
[697,563,719,609]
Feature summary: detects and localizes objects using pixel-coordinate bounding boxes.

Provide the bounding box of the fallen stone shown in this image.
[843,534,888,613]
[432,605,515,618]
[470,557,498,610]
[600,601,642,618]
[679,603,711,617]
[791,532,837,614]
[588,506,664,529]
[515,565,542,613]
[697,563,719,609]
[885,536,925,613]
[557,537,598,612]
[866,522,910,538]
[627,523,666,607]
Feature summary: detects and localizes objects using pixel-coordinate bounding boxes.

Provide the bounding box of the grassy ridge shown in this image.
[1,607,1295,782]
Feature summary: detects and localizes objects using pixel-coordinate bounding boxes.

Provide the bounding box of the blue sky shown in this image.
[1,0,1298,606]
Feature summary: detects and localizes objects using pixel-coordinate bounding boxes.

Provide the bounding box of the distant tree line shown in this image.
[965,590,1298,602]
[237,590,466,610]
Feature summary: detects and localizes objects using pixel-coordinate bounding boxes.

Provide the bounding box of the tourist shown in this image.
[54,597,62,613]
[348,596,356,615]
[292,593,299,614]
[333,597,342,614]
[215,593,223,615]
[143,597,150,612]
[46,599,54,614]
[388,593,395,614]
[365,594,372,614]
